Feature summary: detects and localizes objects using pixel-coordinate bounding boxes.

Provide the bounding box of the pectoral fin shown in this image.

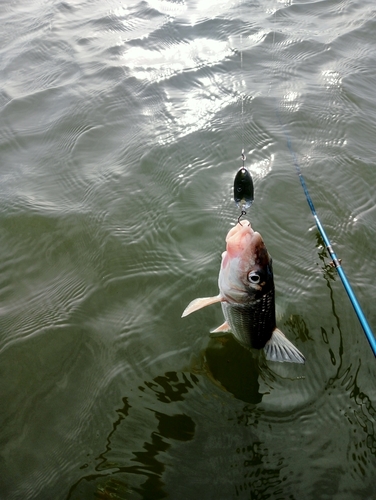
[264,328,305,364]
[182,294,222,317]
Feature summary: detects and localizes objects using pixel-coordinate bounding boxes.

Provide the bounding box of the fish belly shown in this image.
[221,289,276,349]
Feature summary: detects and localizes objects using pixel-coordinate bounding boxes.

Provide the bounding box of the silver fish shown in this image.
[182,220,305,363]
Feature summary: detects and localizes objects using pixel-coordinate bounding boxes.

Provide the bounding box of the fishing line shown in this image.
[233,29,254,224]
[270,8,376,357]
[240,33,245,154]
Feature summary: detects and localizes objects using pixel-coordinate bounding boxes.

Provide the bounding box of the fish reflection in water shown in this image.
[67,374,197,500]
[198,333,263,405]
[66,360,310,500]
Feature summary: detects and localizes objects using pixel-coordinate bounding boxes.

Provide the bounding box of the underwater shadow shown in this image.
[202,333,263,405]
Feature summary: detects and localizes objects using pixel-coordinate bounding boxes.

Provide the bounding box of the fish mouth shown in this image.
[225,220,266,265]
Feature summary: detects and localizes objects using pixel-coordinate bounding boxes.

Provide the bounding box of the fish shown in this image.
[182,220,305,364]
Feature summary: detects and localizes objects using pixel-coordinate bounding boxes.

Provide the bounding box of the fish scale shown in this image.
[222,288,276,349]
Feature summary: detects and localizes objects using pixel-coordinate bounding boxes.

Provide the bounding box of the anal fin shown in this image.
[210,321,230,334]
[264,328,305,364]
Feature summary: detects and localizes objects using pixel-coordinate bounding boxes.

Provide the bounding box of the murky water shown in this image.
[1,0,376,498]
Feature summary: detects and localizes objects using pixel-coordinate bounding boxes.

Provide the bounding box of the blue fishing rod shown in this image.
[233,28,375,356]
[282,126,376,357]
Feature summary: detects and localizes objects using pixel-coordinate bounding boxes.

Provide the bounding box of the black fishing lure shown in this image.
[234,166,254,210]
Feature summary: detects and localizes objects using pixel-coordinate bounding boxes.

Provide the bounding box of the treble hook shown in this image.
[237,210,247,225]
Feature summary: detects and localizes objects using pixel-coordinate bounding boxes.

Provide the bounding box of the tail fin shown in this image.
[264,328,305,364]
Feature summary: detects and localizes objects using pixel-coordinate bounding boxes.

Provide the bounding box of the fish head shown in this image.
[218,220,273,303]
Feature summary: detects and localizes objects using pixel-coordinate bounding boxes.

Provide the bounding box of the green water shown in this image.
[1,0,376,498]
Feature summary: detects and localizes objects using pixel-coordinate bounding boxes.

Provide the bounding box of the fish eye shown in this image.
[248,271,260,284]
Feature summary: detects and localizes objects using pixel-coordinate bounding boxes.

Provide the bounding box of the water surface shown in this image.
[1,0,376,498]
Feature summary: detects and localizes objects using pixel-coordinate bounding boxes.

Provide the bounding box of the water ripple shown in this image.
[1,0,376,498]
